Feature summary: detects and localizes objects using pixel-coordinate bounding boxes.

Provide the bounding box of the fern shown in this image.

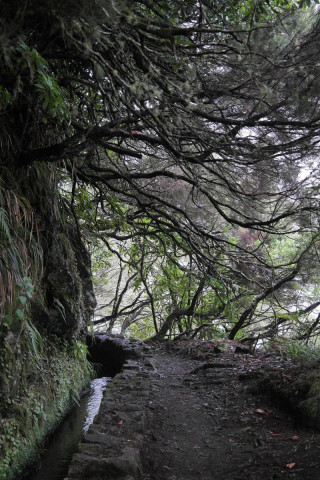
[53,298,66,322]
[25,321,43,365]
[0,207,11,241]
[0,184,43,320]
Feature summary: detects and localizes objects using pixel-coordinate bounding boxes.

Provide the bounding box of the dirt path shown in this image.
[141,347,320,480]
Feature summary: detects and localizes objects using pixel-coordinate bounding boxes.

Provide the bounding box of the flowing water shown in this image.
[23,377,111,480]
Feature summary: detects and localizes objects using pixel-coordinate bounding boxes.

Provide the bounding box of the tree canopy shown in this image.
[2,0,320,344]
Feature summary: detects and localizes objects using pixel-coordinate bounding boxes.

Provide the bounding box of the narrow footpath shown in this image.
[141,345,320,480]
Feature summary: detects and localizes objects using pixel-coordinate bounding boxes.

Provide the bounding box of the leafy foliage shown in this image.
[0,186,42,323]
[3,277,34,328]
[71,340,89,362]
[265,337,320,361]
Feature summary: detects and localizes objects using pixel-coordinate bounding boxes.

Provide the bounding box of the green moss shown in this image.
[306,379,320,397]
[0,334,93,480]
[299,396,320,429]
[259,365,320,430]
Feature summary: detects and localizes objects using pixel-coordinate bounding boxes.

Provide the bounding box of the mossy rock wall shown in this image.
[0,166,96,478]
[31,227,95,336]
[0,334,92,480]
[21,167,96,337]
[259,361,320,430]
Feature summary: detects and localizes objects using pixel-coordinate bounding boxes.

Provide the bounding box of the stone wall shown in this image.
[65,335,154,480]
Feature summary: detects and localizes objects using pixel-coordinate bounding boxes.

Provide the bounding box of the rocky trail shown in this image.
[141,343,320,480]
[65,337,320,480]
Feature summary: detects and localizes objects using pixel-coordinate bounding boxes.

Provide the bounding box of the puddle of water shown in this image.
[23,377,111,480]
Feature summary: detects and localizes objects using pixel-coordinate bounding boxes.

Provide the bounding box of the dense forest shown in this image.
[2,0,320,477]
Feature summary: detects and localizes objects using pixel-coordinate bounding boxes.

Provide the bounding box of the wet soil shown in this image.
[141,342,320,480]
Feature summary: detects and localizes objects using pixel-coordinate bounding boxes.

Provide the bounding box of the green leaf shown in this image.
[3,314,14,327]
[17,295,27,306]
[15,309,25,321]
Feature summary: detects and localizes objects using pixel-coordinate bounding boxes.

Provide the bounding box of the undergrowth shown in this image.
[266,338,320,362]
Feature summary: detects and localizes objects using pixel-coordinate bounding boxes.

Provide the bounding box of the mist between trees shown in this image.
[2,0,320,347]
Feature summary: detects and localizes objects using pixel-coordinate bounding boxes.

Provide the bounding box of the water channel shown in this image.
[23,376,111,480]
